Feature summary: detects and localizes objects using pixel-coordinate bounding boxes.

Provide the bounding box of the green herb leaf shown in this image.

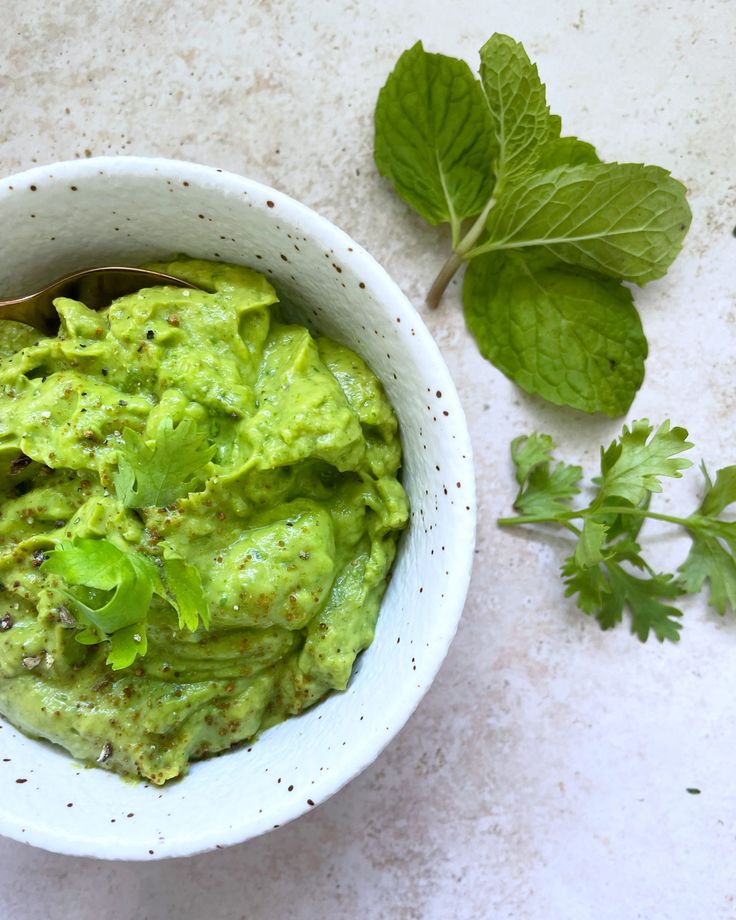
[42,537,209,669]
[464,251,647,416]
[478,33,558,189]
[374,35,691,415]
[563,552,684,641]
[160,550,210,631]
[510,433,582,516]
[597,419,693,506]
[696,463,736,517]
[535,137,600,171]
[42,538,160,668]
[603,568,685,643]
[113,417,215,509]
[498,421,706,642]
[597,494,652,544]
[481,163,691,284]
[679,531,736,615]
[574,519,608,568]
[374,41,495,239]
[107,624,149,671]
[676,464,736,614]
[510,432,555,485]
[42,538,159,635]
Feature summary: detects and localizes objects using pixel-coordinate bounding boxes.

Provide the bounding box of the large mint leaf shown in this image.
[482,162,691,284]
[478,34,559,190]
[374,41,494,234]
[463,251,647,416]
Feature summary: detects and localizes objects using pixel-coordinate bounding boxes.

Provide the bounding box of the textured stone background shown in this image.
[1,0,734,917]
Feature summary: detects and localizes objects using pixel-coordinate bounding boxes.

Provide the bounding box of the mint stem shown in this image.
[425,194,496,309]
[426,251,464,309]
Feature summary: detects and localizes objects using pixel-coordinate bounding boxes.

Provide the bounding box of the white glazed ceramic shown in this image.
[0,157,475,860]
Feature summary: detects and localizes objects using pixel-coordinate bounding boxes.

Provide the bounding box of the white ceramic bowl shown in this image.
[0,157,475,859]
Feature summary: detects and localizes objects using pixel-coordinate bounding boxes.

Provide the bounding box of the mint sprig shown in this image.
[374,34,691,416]
[498,423,736,642]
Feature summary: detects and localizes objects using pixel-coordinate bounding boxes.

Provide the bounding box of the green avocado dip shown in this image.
[0,259,409,784]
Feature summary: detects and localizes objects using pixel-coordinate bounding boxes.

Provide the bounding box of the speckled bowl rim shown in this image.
[0,156,476,859]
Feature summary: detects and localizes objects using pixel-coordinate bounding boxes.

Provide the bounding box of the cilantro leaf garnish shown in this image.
[374,34,691,415]
[113,417,215,509]
[42,538,209,669]
[498,420,736,641]
[160,548,212,632]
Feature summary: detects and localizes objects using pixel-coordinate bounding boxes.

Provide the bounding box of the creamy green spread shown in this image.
[0,259,409,784]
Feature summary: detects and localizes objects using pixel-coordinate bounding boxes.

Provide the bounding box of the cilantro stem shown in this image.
[426,193,497,308]
[590,506,694,529]
[497,506,695,530]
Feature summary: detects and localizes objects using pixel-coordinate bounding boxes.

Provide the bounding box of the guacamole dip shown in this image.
[0,259,409,784]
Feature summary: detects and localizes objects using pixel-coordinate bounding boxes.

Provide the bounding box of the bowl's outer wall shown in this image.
[0,157,476,859]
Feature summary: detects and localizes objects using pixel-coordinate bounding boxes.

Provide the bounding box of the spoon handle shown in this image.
[0,267,197,334]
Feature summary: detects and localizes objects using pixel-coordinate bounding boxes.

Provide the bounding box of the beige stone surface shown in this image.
[0,0,735,916]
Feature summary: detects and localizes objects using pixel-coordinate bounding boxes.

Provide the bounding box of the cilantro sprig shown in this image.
[374,35,691,416]
[113,417,215,509]
[42,538,210,669]
[39,416,216,670]
[498,421,736,642]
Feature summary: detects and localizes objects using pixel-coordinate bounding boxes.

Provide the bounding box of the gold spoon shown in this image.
[0,266,199,335]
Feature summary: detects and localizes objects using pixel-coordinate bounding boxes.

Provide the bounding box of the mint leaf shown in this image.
[464,251,647,415]
[113,417,215,509]
[374,36,691,416]
[597,419,693,506]
[535,137,600,170]
[374,41,494,239]
[481,163,691,284]
[478,33,558,189]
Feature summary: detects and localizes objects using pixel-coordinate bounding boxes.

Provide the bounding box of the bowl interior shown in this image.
[0,157,475,859]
